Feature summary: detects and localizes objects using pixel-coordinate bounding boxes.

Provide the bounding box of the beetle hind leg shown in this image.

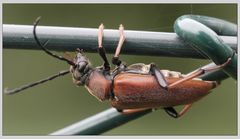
[168,58,231,89]
[117,104,192,118]
[164,107,179,118]
[178,104,193,117]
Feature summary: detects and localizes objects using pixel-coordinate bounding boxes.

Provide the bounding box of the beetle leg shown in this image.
[150,64,168,88]
[118,108,152,115]
[164,104,192,118]
[112,24,125,66]
[98,24,110,71]
[168,58,231,89]
[164,107,179,118]
[178,104,193,117]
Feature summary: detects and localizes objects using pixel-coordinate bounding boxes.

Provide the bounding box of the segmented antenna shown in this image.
[4,17,76,95]
[33,16,75,66]
[4,70,70,95]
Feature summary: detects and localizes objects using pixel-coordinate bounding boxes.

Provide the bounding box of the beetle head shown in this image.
[70,48,92,86]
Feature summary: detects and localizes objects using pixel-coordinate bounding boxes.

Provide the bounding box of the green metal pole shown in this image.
[3,24,237,59]
[50,108,152,135]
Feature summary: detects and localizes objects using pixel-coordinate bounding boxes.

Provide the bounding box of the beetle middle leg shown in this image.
[112,24,125,67]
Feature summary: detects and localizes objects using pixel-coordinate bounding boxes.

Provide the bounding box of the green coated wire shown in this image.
[174,15,237,80]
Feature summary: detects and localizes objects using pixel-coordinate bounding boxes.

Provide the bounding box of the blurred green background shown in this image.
[3,4,237,135]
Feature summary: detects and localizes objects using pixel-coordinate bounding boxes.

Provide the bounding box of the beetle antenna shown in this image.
[33,16,75,66]
[4,70,70,95]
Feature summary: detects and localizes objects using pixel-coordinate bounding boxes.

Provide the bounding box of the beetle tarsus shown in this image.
[164,104,193,118]
[164,107,179,118]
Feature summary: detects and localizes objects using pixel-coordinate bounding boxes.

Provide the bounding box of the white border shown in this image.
[1,0,239,3]
[0,1,2,139]
[1,0,239,139]
[237,2,239,139]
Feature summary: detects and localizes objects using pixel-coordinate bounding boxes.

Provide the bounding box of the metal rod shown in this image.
[3,24,237,58]
[50,108,152,135]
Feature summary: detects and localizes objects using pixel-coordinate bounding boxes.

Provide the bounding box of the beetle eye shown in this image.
[76,48,84,53]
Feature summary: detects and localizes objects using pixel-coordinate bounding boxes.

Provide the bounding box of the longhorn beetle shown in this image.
[4,17,232,118]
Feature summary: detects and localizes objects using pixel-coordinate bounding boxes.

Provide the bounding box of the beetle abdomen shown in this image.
[111,73,216,109]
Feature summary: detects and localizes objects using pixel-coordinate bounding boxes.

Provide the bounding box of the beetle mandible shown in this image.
[4,17,231,118]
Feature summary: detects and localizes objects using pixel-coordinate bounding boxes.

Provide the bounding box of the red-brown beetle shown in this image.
[4,17,230,118]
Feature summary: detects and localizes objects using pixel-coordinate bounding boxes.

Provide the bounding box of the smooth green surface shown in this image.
[174,15,237,79]
[176,15,237,36]
[3,4,237,135]
[51,108,152,135]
